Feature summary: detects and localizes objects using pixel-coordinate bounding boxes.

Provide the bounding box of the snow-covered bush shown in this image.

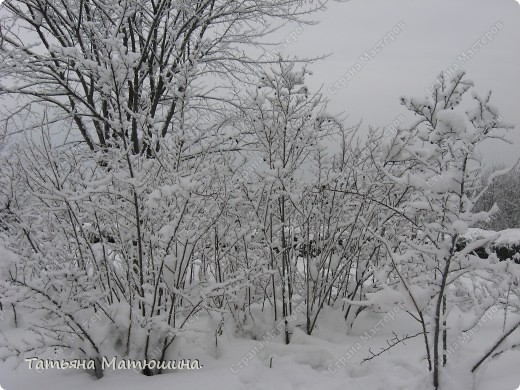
[363,71,518,389]
[0,0,333,378]
[0,133,237,376]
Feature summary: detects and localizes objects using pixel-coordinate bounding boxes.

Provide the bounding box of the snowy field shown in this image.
[1,306,519,390]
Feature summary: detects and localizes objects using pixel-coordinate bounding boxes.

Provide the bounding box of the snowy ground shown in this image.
[1,306,519,390]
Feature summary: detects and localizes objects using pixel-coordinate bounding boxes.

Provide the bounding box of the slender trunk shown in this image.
[306,221,311,335]
[280,196,290,344]
[442,295,447,366]
[433,255,452,389]
[420,311,432,372]
[270,213,277,321]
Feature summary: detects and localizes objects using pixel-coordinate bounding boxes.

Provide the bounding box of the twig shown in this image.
[361,331,426,363]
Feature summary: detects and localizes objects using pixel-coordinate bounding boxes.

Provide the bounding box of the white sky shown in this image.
[277,0,520,166]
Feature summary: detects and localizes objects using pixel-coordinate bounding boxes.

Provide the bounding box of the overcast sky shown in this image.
[277,0,520,167]
[1,0,518,166]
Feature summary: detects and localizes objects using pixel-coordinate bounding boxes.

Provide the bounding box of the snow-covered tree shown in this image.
[369,72,517,389]
[232,60,344,342]
[0,0,328,156]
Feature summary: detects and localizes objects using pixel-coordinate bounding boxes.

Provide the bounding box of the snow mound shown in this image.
[494,229,520,247]
[462,228,498,242]
[463,228,520,247]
